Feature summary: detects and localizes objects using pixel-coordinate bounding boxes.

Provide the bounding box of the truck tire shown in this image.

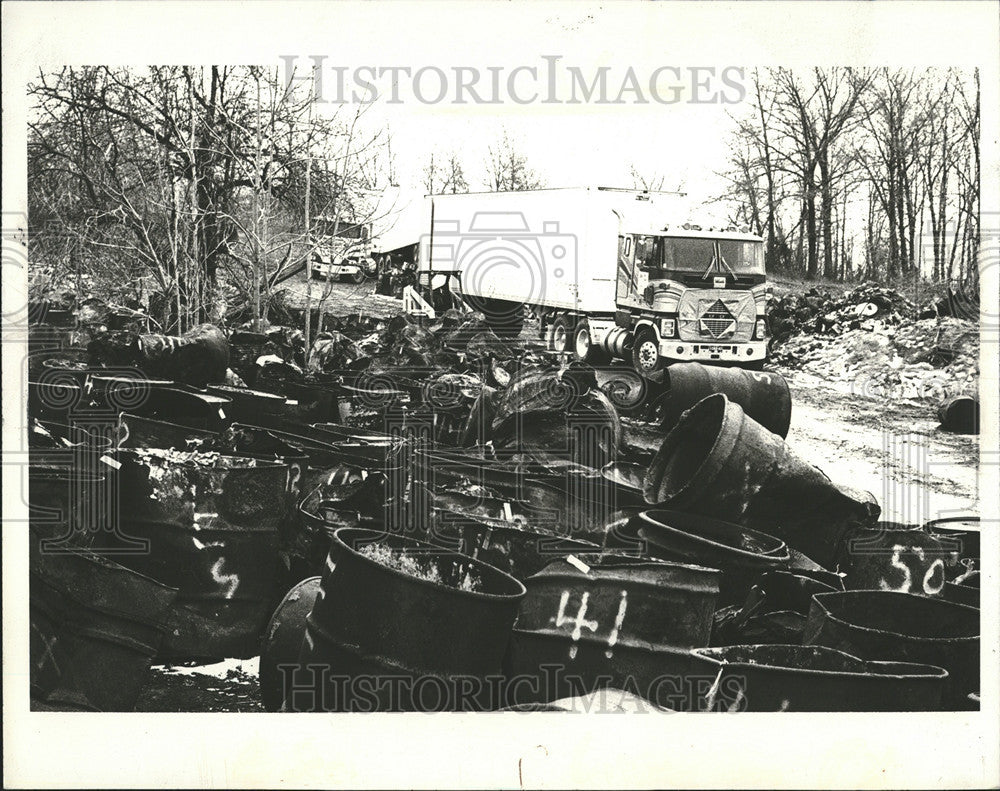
[632,328,663,374]
[550,314,575,352]
[573,322,609,365]
[345,268,365,284]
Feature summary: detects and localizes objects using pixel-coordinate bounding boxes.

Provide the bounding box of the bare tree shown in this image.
[483,130,544,191]
[765,68,871,279]
[28,65,393,332]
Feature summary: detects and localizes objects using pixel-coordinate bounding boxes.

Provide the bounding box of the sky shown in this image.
[269,1,990,241]
[276,4,772,223]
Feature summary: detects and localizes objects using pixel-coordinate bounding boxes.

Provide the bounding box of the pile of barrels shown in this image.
[26,313,981,714]
[260,386,981,713]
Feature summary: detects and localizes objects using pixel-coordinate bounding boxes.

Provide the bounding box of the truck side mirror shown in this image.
[643,284,655,305]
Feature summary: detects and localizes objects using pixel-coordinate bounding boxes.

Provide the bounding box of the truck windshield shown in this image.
[636,236,764,276]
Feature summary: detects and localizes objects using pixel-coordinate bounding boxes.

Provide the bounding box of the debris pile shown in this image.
[768,282,918,342]
[26,301,981,714]
[768,283,979,402]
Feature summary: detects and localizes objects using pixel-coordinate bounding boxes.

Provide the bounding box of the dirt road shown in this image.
[781,370,978,525]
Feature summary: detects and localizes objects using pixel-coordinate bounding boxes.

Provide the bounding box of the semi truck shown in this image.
[420,187,770,372]
[310,217,377,284]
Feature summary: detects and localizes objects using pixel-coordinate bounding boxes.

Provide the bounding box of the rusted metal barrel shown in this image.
[803,590,979,709]
[600,462,650,514]
[118,413,217,450]
[206,384,287,424]
[40,356,93,389]
[426,513,606,582]
[30,533,178,711]
[240,422,402,471]
[501,688,673,713]
[944,571,979,608]
[259,576,322,712]
[137,323,229,386]
[293,527,524,712]
[652,362,792,437]
[293,467,390,583]
[839,526,953,595]
[710,568,844,646]
[924,516,980,563]
[599,368,654,417]
[28,464,108,552]
[637,509,790,604]
[599,326,634,359]
[32,420,113,454]
[689,644,948,712]
[28,379,86,422]
[937,394,979,434]
[644,394,879,569]
[88,373,166,424]
[113,450,289,660]
[504,555,718,711]
[283,383,341,423]
[413,448,561,499]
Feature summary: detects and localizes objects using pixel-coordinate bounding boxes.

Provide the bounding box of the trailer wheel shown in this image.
[632,328,663,374]
[550,314,574,352]
[572,323,609,365]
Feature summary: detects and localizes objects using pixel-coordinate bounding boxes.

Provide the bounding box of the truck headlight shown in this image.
[660,318,676,338]
[755,319,767,339]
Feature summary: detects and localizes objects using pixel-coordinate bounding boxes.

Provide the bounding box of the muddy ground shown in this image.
[136,276,980,712]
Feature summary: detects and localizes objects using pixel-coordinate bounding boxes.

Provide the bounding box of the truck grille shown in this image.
[700,299,736,338]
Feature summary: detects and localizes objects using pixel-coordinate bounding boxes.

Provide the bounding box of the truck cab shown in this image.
[311,218,377,284]
[614,226,769,372]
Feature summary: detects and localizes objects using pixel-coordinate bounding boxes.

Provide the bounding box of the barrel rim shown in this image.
[923,515,981,531]
[638,508,791,564]
[32,420,115,450]
[28,464,107,483]
[690,643,950,681]
[262,576,322,647]
[331,527,526,600]
[643,392,733,505]
[600,461,646,491]
[810,590,981,643]
[205,384,288,404]
[89,373,175,388]
[527,554,723,580]
[510,627,698,658]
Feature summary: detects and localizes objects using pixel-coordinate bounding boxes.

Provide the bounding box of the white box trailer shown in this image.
[420,187,770,371]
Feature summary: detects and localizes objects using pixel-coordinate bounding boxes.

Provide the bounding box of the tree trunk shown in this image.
[819,152,835,279]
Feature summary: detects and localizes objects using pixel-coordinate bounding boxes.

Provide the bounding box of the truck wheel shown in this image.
[550,315,574,352]
[632,329,663,374]
[573,323,609,365]
[348,269,365,284]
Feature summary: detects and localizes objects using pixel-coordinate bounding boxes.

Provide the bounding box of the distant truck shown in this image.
[421,187,770,372]
[310,217,377,284]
